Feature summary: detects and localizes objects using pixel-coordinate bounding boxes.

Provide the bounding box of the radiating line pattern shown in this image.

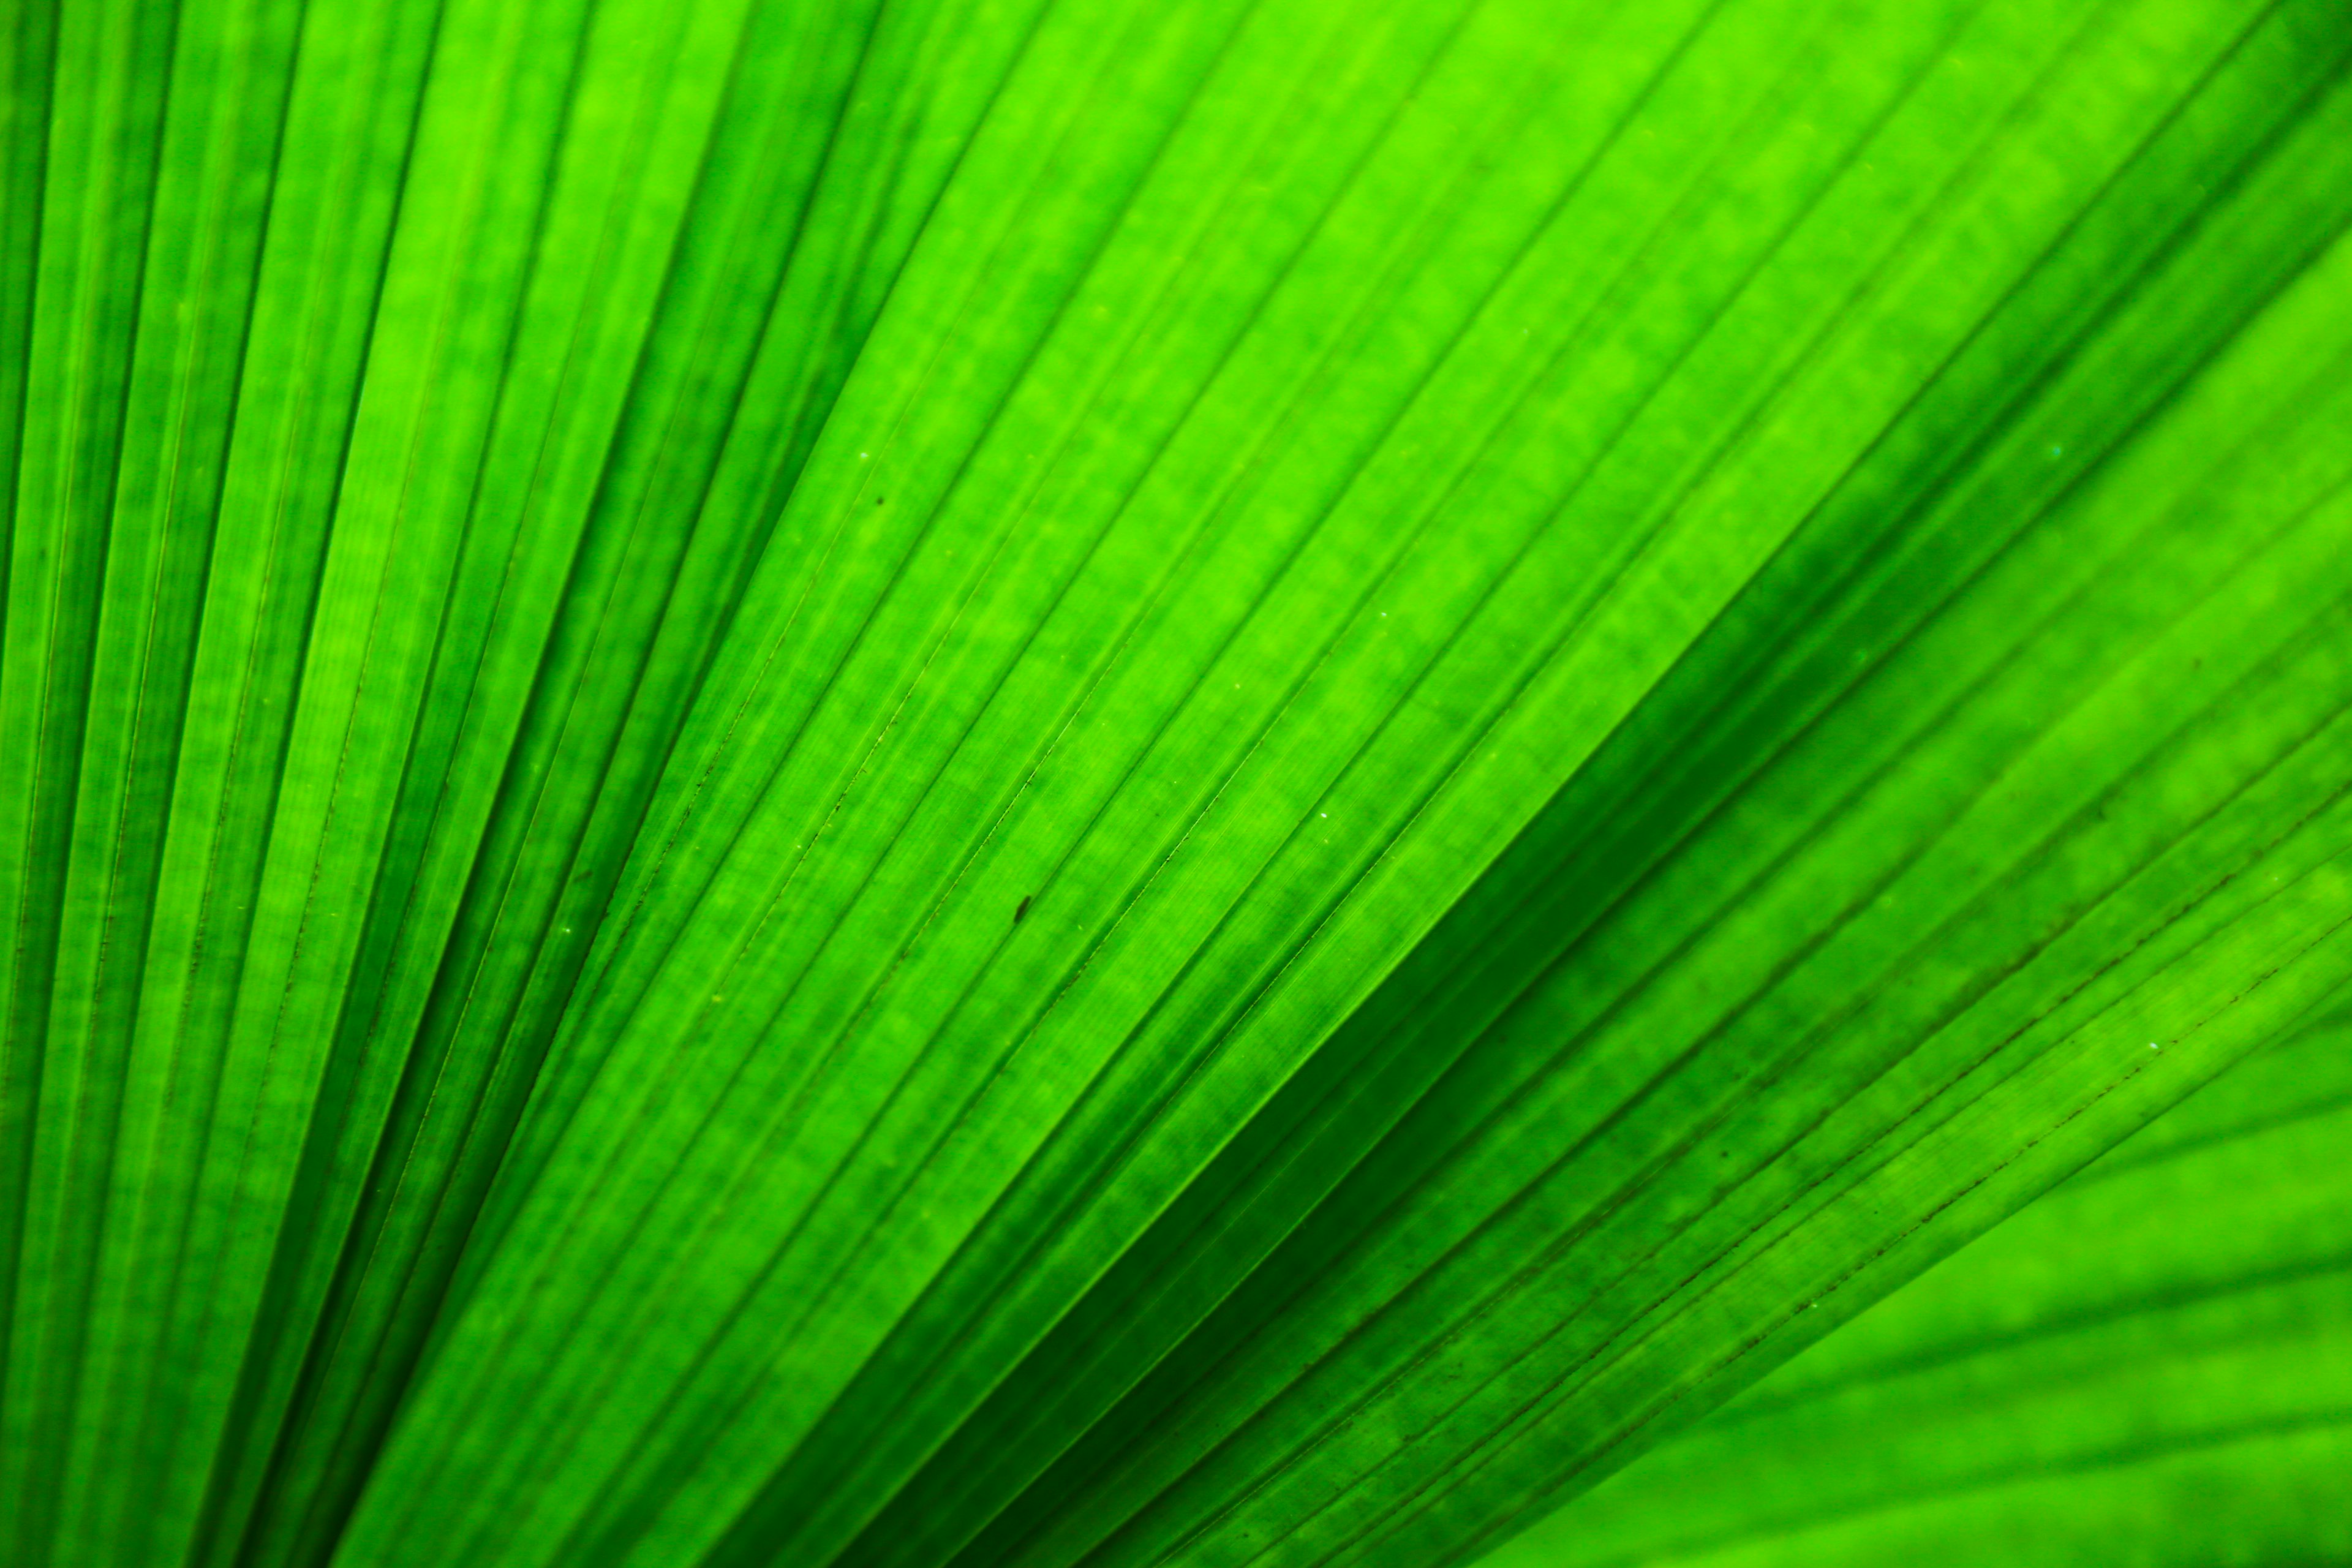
[1479,1009,2352,1568]
[0,1,2348,1567]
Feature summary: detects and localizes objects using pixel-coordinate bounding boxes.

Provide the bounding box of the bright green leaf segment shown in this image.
[0,0,2347,1566]
[1479,1006,2352,1568]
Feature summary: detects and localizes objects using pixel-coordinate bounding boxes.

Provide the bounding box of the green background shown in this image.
[2,0,2348,1564]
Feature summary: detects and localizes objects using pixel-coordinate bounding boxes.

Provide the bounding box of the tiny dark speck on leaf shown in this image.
[1015,895,1032,924]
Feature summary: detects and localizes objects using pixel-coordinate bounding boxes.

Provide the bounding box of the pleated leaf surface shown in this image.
[0,1,2347,1567]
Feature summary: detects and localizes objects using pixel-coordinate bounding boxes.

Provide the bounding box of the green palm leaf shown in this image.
[1,1,2347,1566]
[1479,1008,2352,1567]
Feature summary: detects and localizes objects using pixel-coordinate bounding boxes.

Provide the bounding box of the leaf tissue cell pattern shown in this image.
[0,1,2345,1567]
